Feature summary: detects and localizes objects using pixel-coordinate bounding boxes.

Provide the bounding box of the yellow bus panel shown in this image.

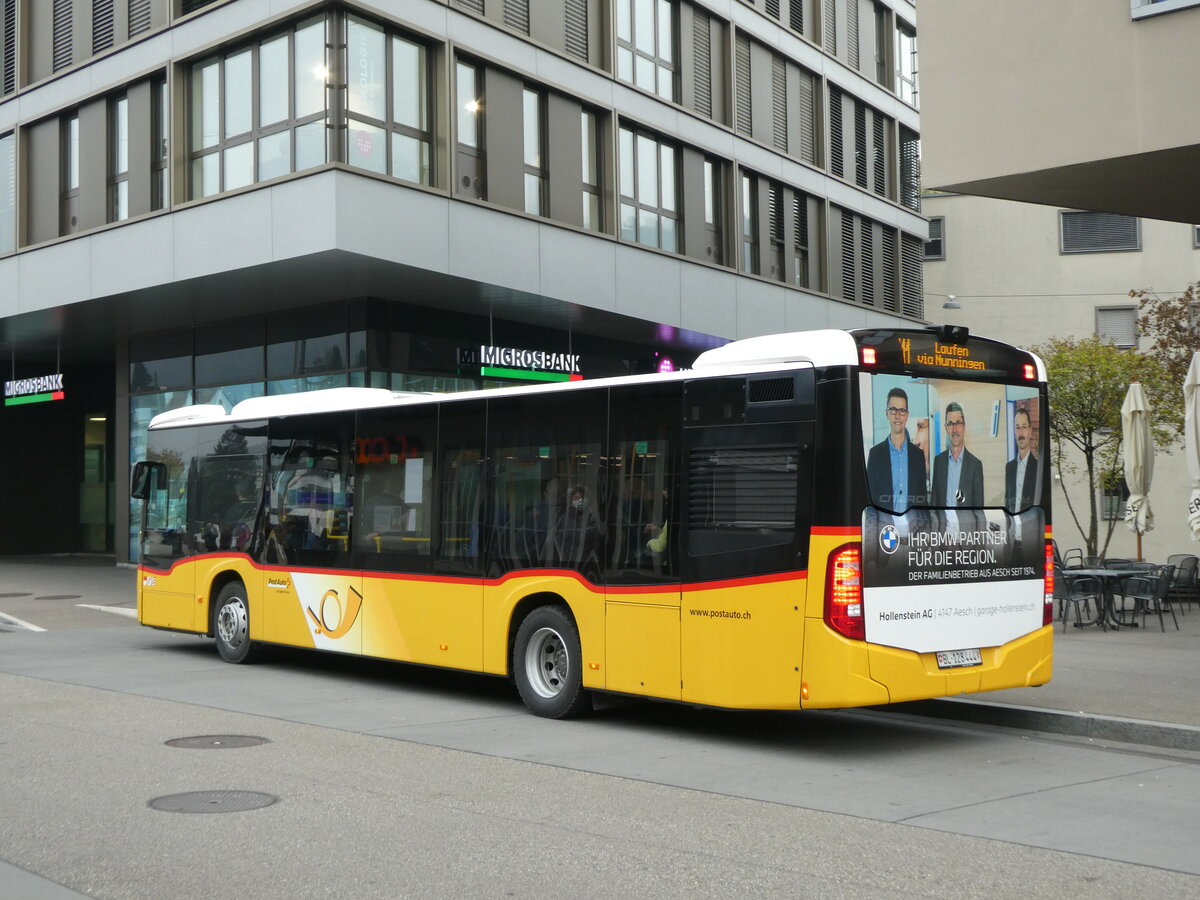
[362,576,483,670]
[680,577,804,709]
[604,600,681,700]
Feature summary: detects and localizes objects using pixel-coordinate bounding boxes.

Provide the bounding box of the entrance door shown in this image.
[80,412,114,552]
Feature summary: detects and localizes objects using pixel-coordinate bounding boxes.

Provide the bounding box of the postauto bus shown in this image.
[132,327,1052,718]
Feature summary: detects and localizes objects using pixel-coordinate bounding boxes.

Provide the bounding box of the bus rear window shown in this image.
[859,372,1043,513]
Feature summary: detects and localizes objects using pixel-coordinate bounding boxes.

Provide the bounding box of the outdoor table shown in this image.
[1069,568,1145,629]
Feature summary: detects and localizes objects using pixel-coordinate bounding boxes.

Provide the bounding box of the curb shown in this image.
[884,697,1200,752]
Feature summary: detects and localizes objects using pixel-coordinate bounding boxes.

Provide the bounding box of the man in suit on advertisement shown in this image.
[866,387,928,512]
[931,402,985,507]
[1005,407,1039,510]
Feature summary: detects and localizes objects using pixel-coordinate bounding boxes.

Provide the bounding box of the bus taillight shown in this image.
[1043,542,1055,626]
[825,543,864,640]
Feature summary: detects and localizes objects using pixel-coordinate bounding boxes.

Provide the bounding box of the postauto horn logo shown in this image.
[879,524,899,555]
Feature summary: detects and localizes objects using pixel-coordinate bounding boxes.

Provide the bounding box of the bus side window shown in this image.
[486,391,607,577]
[355,406,436,574]
[264,414,354,567]
[434,400,486,576]
[604,382,683,586]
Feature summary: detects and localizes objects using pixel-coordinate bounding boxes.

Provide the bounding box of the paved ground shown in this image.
[2,553,1198,736]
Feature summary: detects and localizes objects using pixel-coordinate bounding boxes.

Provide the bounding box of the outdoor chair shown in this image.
[1103,558,1134,568]
[1167,555,1198,612]
[1121,565,1178,632]
[1061,548,1084,569]
[1059,568,1105,632]
[1082,555,1104,568]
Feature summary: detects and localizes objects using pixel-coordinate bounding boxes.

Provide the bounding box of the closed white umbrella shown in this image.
[1121,381,1155,560]
[1184,352,1200,541]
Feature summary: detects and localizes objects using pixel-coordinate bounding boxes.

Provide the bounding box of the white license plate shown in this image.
[936,648,982,669]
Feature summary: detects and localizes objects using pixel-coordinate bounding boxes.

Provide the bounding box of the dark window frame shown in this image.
[188,14,328,199]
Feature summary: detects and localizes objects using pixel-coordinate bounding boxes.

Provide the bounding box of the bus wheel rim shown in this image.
[524,626,568,699]
[217,596,248,648]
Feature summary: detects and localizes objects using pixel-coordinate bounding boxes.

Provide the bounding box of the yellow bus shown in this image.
[131,326,1053,718]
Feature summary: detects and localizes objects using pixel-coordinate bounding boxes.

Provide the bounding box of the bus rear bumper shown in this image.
[802,621,1053,709]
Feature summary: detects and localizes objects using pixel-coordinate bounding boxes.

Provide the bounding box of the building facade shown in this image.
[0,0,925,562]
[919,0,1200,225]
[919,0,1200,557]
[923,194,1199,559]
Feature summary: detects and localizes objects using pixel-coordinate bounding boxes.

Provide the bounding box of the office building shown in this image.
[924,193,1199,556]
[0,0,925,560]
[920,0,1200,555]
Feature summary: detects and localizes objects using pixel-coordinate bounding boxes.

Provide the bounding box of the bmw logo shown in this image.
[879,525,899,555]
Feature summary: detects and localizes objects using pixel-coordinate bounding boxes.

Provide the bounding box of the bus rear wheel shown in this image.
[513,606,589,719]
[213,582,260,664]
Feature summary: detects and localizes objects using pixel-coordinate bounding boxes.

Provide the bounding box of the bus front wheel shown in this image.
[513,606,589,719]
[213,582,260,664]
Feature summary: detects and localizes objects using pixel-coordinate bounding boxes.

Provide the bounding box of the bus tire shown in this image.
[213,581,260,664]
[513,606,589,719]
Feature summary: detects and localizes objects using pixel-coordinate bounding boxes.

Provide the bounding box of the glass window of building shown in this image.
[522,88,545,215]
[1060,211,1141,253]
[704,158,722,265]
[456,59,484,199]
[618,126,678,251]
[896,20,917,106]
[153,78,168,209]
[581,110,600,231]
[189,15,328,199]
[61,113,80,233]
[345,15,432,185]
[616,0,677,102]
[0,132,14,254]
[923,216,944,260]
[741,173,756,274]
[1096,307,1137,348]
[109,94,129,222]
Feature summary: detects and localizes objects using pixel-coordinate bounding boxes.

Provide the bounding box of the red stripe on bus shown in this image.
[140,557,805,593]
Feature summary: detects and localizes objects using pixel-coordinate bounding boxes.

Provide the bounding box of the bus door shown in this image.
[679,374,814,709]
[134,427,198,631]
[262,414,361,655]
[602,384,682,700]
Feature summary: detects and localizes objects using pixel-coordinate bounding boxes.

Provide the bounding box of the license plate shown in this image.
[936,648,982,669]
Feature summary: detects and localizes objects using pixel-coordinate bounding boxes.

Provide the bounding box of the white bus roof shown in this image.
[145,328,1041,429]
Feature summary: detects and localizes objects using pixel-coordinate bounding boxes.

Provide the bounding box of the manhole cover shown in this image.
[148,791,277,813]
[166,735,270,750]
[0,592,32,598]
[35,595,81,600]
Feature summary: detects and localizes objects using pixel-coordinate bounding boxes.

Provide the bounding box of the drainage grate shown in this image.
[148,791,278,814]
[166,735,270,750]
[0,592,32,598]
[36,595,81,600]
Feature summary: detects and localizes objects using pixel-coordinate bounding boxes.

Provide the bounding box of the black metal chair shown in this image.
[1061,548,1084,569]
[1082,555,1104,568]
[1166,555,1198,612]
[1058,567,1105,632]
[1121,565,1178,632]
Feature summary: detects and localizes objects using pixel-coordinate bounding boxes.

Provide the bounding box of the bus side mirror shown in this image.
[130,461,166,499]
